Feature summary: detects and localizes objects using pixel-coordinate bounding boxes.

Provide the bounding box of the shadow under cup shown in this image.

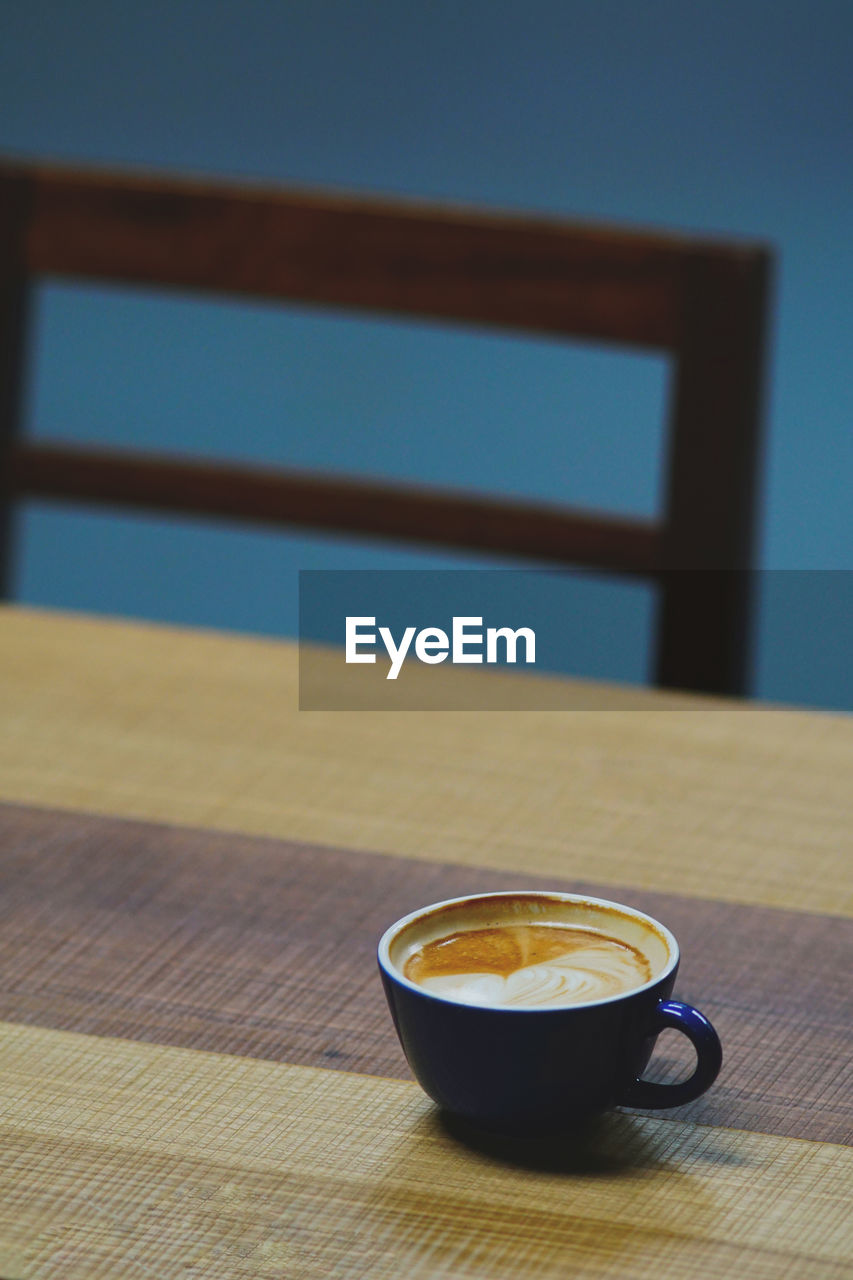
[378,892,723,1137]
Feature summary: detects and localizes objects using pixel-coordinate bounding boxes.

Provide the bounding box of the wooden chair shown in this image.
[0,160,772,695]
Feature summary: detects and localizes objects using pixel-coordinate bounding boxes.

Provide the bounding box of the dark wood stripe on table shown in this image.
[0,802,849,1145]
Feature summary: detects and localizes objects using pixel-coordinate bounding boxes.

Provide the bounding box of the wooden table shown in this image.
[0,605,851,1279]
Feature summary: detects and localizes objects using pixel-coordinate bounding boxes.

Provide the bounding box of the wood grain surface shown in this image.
[1,607,851,1278]
[1,608,851,916]
[2,1021,852,1280]
[0,801,850,1146]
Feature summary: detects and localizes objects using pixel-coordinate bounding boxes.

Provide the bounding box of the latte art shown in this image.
[404,923,651,1008]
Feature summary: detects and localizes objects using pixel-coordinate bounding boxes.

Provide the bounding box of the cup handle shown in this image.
[619,1000,723,1109]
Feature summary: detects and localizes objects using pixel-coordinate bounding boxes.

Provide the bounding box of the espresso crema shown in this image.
[403,922,652,1008]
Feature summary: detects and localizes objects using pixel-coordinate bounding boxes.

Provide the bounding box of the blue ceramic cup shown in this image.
[378,891,722,1136]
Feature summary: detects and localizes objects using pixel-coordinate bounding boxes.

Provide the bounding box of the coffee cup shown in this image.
[378,891,722,1135]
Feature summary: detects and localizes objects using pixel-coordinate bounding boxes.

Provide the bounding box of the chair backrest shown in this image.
[0,160,772,695]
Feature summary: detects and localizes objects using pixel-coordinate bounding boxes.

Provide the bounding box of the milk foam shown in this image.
[407,925,650,1008]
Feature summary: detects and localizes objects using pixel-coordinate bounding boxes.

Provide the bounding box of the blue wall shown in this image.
[1,1,851,706]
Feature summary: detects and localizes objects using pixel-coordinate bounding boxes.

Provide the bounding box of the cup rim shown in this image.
[377,890,680,1012]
